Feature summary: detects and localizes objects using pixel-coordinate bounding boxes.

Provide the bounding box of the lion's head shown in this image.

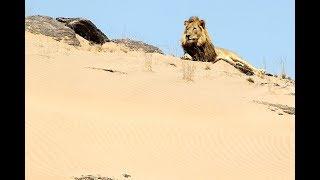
[181,16,216,62]
[181,16,211,47]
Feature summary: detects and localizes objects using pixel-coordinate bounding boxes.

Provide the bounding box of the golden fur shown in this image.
[181,16,265,76]
[181,16,217,62]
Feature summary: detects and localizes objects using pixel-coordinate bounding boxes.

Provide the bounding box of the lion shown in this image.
[181,16,265,76]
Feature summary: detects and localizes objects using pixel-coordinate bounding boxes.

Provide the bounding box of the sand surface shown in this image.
[26,32,294,180]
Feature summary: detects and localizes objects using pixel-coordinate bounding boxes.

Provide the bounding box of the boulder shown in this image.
[56,17,110,44]
[25,15,80,46]
[112,39,164,54]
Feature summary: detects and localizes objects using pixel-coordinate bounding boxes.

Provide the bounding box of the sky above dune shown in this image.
[25,0,294,78]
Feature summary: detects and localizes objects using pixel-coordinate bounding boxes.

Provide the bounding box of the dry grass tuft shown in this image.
[204,63,211,70]
[101,42,129,53]
[280,73,287,79]
[94,44,103,52]
[182,61,196,81]
[144,53,153,71]
[279,57,288,79]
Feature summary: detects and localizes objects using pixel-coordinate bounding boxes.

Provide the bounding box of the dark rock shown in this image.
[56,17,110,44]
[122,173,131,178]
[112,38,164,54]
[25,15,80,46]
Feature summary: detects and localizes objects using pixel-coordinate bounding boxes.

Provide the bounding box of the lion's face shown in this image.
[181,16,217,62]
[182,17,208,46]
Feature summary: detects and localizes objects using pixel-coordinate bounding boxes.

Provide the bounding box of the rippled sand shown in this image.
[26,32,294,180]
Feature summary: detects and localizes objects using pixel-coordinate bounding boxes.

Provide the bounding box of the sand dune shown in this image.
[26,32,294,180]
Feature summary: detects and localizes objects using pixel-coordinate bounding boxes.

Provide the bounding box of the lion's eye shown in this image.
[193,27,197,30]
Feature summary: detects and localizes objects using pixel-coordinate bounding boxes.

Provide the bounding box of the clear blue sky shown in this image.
[26,0,295,78]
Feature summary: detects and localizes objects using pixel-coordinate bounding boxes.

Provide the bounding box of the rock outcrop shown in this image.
[25,15,80,46]
[56,17,110,44]
[25,15,164,54]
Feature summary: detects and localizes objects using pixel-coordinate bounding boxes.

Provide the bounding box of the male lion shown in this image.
[181,16,265,76]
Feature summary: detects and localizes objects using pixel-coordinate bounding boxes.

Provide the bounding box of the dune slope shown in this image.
[26,32,294,180]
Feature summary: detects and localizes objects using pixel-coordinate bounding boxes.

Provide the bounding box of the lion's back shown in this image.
[215,47,244,61]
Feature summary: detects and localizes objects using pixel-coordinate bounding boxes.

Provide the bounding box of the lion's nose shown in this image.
[186,35,190,39]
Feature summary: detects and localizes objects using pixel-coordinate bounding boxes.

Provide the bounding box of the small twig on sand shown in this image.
[85,67,127,74]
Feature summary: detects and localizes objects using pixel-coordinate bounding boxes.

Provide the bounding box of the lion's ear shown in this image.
[200,20,205,28]
[184,20,189,26]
